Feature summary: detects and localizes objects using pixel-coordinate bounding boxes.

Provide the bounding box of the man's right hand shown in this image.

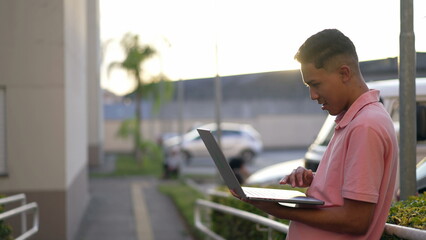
[279,167,314,188]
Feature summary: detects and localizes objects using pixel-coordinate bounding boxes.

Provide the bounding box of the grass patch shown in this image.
[180,174,220,184]
[91,153,163,178]
[158,180,206,239]
[116,154,162,176]
[91,139,165,178]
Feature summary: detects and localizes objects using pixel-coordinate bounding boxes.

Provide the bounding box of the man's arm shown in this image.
[242,197,376,235]
[233,167,376,235]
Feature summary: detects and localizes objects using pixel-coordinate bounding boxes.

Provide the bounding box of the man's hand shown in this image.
[230,179,375,235]
[229,189,242,199]
[280,167,314,188]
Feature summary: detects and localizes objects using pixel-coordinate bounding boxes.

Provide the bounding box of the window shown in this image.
[0,87,6,175]
[221,130,241,137]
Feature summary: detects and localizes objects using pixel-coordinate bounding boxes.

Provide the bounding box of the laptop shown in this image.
[197,128,324,205]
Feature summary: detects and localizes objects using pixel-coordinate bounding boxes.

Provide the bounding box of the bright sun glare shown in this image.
[100,0,426,96]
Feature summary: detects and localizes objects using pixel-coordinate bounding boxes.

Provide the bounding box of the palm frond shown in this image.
[107,61,124,77]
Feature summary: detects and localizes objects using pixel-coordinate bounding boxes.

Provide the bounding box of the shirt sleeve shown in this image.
[342,124,385,203]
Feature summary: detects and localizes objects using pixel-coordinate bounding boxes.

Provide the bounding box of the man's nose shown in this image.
[309,88,319,100]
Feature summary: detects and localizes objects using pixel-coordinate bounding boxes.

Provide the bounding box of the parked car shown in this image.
[246,78,426,194]
[164,122,263,164]
[417,157,426,193]
[245,158,305,185]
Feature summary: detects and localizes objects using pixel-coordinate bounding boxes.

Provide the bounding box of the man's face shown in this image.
[301,63,348,116]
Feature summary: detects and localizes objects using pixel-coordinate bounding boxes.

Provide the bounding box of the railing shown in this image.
[195,199,289,240]
[384,223,426,240]
[0,194,39,240]
[195,196,426,240]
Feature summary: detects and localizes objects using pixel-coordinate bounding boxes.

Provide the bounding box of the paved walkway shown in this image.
[76,160,193,240]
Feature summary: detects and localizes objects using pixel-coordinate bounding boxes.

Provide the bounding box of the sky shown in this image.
[100,0,426,95]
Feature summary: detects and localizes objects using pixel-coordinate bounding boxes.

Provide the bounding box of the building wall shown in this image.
[86,0,103,167]
[104,113,327,152]
[103,53,426,152]
[0,1,90,239]
[255,114,326,148]
[0,0,66,189]
[64,0,90,239]
[104,121,133,152]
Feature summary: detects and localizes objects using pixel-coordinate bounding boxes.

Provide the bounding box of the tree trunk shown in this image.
[134,92,142,165]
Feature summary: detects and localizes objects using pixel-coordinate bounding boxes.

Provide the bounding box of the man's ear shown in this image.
[339,64,351,83]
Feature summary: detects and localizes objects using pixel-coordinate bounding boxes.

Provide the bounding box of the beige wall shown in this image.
[0,0,92,239]
[4,88,66,190]
[86,0,103,167]
[64,0,91,239]
[104,121,133,152]
[256,114,326,148]
[104,114,327,152]
[0,0,66,191]
[64,0,88,188]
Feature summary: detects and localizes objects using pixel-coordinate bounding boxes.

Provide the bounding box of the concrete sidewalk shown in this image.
[75,176,193,240]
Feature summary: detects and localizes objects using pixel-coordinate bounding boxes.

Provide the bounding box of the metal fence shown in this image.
[195,199,289,240]
[384,223,426,240]
[195,197,426,240]
[0,194,39,240]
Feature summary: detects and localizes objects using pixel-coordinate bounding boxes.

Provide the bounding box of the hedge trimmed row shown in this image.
[0,196,13,240]
[387,193,426,230]
[210,190,425,240]
[210,194,289,240]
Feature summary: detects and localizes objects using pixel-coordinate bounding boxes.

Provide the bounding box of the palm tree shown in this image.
[108,33,156,163]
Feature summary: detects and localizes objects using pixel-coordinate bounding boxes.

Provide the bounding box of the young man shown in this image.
[232,29,398,239]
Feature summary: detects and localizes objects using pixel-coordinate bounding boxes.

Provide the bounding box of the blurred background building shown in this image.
[103,53,426,152]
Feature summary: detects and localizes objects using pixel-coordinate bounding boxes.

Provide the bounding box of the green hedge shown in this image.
[381,193,426,240]
[0,196,13,240]
[210,185,301,239]
[386,193,426,230]
[210,189,426,240]
[211,194,288,240]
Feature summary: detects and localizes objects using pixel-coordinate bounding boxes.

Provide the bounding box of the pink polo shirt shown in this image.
[287,90,398,240]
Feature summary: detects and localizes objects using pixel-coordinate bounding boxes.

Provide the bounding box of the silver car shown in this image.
[164,122,263,164]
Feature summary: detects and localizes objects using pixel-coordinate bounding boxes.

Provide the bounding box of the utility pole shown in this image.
[215,42,222,147]
[213,0,222,147]
[158,37,171,137]
[399,0,417,200]
[178,79,185,141]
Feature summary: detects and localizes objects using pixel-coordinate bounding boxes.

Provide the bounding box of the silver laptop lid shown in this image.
[197,128,246,197]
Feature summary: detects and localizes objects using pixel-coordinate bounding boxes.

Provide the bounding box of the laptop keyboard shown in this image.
[242,187,304,199]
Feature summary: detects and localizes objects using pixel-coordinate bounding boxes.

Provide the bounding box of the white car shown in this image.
[245,158,305,185]
[164,122,263,164]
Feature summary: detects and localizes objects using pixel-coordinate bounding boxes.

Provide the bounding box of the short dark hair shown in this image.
[294,29,358,69]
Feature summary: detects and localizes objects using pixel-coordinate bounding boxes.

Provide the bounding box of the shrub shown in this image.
[0,196,13,240]
[381,193,426,240]
[210,194,289,240]
[209,185,301,240]
[387,193,426,230]
[210,188,426,240]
